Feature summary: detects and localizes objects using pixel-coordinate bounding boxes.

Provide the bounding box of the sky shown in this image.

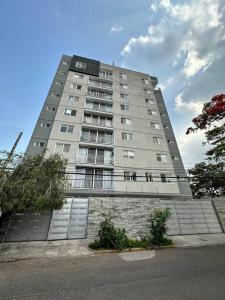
[0,0,224,170]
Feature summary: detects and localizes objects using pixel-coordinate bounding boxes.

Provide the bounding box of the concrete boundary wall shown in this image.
[87,197,222,239]
[211,198,225,232]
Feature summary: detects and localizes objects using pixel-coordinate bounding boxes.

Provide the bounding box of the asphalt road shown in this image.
[1,245,225,299]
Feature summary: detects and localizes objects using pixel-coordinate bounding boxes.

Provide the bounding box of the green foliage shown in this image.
[187,98,225,197]
[89,208,173,250]
[150,208,172,246]
[0,152,68,213]
[189,161,225,198]
[97,216,128,250]
[126,237,150,249]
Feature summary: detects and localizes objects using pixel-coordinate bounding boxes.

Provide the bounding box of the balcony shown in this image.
[99,70,113,80]
[89,79,112,90]
[85,100,113,114]
[83,114,113,130]
[80,134,113,145]
[76,151,114,166]
[87,88,113,101]
[73,168,113,189]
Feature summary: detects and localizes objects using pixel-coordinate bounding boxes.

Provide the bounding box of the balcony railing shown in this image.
[99,71,113,80]
[83,119,113,128]
[89,80,112,90]
[72,169,113,189]
[84,103,113,113]
[76,154,114,165]
[80,135,113,145]
[87,89,113,100]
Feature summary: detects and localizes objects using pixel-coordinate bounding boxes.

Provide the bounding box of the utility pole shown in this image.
[3,132,23,168]
[0,132,23,217]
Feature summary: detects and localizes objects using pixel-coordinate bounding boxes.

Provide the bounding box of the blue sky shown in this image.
[1,0,224,169]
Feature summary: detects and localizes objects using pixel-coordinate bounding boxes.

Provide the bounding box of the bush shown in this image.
[97,216,128,250]
[88,209,173,251]
[150,208,172,246]
[127,237,150,249]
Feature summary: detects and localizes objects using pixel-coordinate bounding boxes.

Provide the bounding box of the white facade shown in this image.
[26,55,192,199]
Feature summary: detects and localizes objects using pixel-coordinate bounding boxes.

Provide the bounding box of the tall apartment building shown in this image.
[26,54,191,199]
[3,54,223,244]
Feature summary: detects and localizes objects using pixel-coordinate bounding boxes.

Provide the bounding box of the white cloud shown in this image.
[110,25,123,33]
[177,129,210,169]
[150,3,158,12]
[175,93,204,115]
[120,0,225,166]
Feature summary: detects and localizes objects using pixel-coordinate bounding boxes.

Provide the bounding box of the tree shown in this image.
[188,162,225,198]
[187,94,225,198]
[0,152,69,214]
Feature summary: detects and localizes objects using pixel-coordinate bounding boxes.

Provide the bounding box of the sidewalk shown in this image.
[172,233,225,248]
[0,240,93,262]
[0,234,225,262]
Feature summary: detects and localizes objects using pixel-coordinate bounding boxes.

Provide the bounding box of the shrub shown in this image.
[127,237,150,249]
[97,216,128,250]
[150,208,172,246]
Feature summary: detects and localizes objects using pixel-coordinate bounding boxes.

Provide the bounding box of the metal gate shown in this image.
[48,198,89,240]
[1,212,52,242]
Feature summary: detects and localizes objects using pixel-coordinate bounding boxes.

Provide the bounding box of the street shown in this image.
[1,245,225,299]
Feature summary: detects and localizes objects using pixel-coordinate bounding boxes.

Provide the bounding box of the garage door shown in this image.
[48,198,89,240]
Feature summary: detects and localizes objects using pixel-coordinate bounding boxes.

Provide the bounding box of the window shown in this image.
[52,92,60,97]
[60,124,74,133]
[77,148,113,165]
[120,93,128,100]
[123,150,135,159]
[150,122,160,129]
[70,83,82,90]
[75,61,86,69]
[87,88,112,100]
[153,137,162,144]
[99,70,113,79]
[73,73,84,79]
[160,112,167,117]
[83,114,112,127]
[55,81,63,86]
[172,155,179,161]
[68,95,79,102]
[124,171,136,181]
[85,100,113,112]
[122,132,133,141]
[121,104,129,111]
[33,142,44,148]
[164,124,169,129]
[41,123,50,128]
[120,84,128,89]
[167,139,174,144]
[148,109,157,116]
[119,73,127,80]
[143,78,150,85]
[145,98,154,104]
[62,61,68,65]
[145,89,152,94]
[157,154,167,162]
[60,71,66,75]
[160,174,167,183]
[74,168,113,189]
[89,79,112,89]
[64,109,76,116]
[55,143,70,153]
[81,129,113,144]
[46,106,56,111]
[146,172,153,182]
[121,117,131,125]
